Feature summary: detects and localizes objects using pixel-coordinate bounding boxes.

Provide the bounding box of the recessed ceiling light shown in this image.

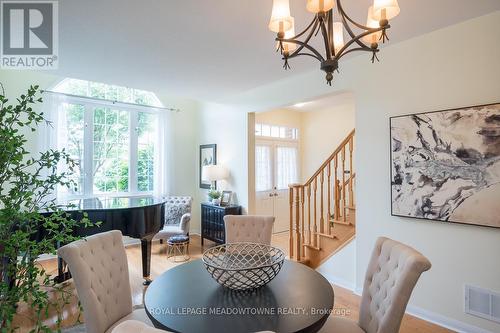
[293,102,308,108]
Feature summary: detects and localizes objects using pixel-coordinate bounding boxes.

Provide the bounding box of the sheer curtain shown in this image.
[38,93,67,202]
[276,146,298,189]
[255,145,272,192]
[153,109,168,197]
[38,93,67,154]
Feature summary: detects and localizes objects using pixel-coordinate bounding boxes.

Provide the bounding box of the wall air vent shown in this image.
[465,285,500,323]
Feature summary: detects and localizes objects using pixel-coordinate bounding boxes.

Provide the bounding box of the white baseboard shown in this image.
[332,283,491,333]
[406,305,494,333]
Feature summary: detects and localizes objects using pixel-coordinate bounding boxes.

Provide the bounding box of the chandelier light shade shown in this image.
[306,0,335,14]
[269,0,401,85]
[332,21,345,55]
[282,17,297,52]
[373,0,400,21]
[364,6,383,44]
[269,0,294,33]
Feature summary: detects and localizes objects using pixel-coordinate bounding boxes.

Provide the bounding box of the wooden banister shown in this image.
[288,129,355,261]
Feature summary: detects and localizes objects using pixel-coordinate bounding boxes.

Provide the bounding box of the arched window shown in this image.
[50,78,164,198]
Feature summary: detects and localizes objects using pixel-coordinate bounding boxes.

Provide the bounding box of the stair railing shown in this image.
[288,129,355,260]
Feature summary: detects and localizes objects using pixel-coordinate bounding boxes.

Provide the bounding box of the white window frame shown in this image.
[58,94,160,199]
[255,123,299,141]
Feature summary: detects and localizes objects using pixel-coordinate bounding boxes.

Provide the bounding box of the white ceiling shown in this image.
[285,91,355,112]
[54,0,500,101]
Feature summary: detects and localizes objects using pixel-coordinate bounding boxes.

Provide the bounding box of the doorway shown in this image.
[255,134,299,233]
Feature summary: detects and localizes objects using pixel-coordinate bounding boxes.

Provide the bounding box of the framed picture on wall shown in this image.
[390,102,500,228]
[200,144,217,189]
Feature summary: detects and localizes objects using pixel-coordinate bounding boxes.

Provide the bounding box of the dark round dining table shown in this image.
[144,259,334,333]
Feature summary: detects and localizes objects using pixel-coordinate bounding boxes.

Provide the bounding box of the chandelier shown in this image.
[269,0,400,85]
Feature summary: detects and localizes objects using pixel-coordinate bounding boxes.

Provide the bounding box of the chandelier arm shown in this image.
[290,15,318,40]
[334,28,385,60]
[286,52,324,62]
[336,47,376,61]
[338,8,367,50]
[327,10,334,57]
[336,0,375,32]
[280,19,321,59]
[320,18,333,60]
[285,39,325,62]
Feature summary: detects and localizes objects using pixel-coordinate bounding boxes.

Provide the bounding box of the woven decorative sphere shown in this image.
[202,243,285,290]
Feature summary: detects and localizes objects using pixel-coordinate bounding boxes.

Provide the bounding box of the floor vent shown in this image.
[465,285,500,323]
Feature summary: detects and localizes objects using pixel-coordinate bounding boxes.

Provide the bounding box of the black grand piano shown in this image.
[43,196,165,285]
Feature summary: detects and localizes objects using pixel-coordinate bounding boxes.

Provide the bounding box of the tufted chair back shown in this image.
[224,215,275,245]
[358,237,431,333]
[58,230,133,333]
[164,196,192,225]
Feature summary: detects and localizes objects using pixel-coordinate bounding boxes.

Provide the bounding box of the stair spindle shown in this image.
[320,170,324,234]
[341,146,346,222]
[334,155,339,220]
[301,186,305,245]
[327,162,331,235]
[289,186,294,259]
[294,186,301,259]
[313,178,318,247]
[307,184,312,245]
[349,137,354,208]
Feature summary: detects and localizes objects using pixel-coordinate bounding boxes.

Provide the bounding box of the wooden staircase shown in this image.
[288,129,355,268]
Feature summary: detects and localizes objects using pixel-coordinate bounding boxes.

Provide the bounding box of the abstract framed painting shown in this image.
[390,103,500,228]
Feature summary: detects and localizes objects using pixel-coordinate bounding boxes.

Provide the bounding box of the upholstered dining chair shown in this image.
[224,215,275,245]
[57,230,155,333]
[319,237,431,333]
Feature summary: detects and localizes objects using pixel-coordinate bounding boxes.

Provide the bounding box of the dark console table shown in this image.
[201,202,241,245]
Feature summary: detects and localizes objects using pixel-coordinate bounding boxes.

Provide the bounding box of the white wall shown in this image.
[219,12,500,333]
[255,108,302,129]
[300,96,355,181]
[316,240,356,291]
[193,102,250,231]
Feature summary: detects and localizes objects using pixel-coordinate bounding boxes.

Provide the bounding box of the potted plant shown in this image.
[0,84,94,331]
[208,189,221,205]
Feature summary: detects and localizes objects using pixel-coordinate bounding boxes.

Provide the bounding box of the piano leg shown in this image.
[141,238,153,285]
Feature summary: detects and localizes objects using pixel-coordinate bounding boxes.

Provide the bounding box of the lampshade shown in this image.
[269,0,294,33]
[364,6,382,43]
[202,165,229,182]
[306,0,334,13]
[281,17,297,53]
[372,0,400,21]
[333,22,344,54]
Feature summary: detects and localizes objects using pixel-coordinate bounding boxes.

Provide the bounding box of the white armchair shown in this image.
[155,213,191,243]
[154,196,192,244]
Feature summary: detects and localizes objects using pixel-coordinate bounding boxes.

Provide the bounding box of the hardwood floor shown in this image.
[12,234,453,333]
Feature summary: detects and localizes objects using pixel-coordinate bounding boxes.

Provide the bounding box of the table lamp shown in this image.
[202,165,229,190]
